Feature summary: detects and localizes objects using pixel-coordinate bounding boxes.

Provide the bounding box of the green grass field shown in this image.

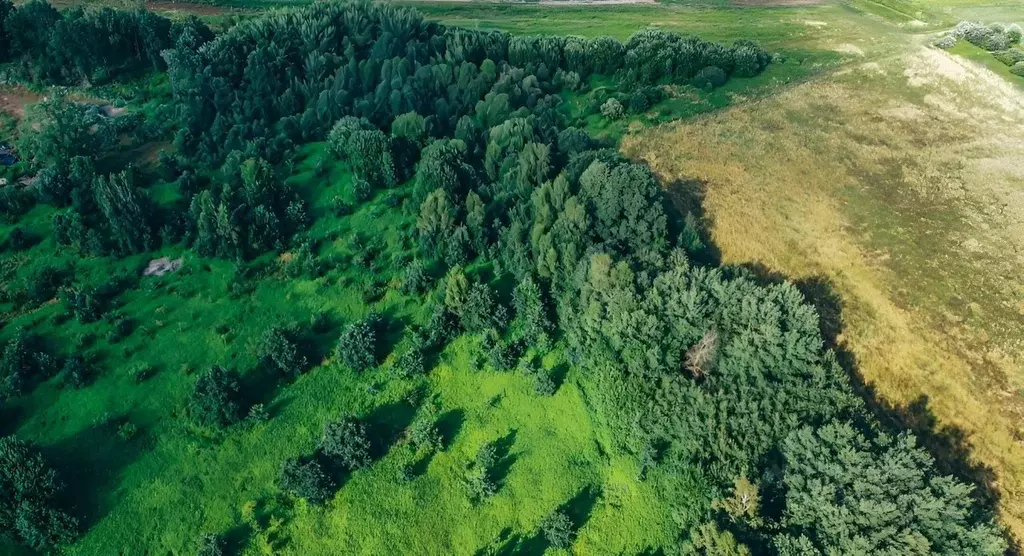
[2,140,685,554]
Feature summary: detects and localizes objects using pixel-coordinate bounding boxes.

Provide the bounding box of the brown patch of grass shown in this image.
[625,44,1024,541]
[0,85,42,120]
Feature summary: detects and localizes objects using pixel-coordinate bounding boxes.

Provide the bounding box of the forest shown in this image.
[0,0,1011,554]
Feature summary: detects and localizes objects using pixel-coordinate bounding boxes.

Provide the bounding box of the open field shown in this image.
[626,11,1024,540]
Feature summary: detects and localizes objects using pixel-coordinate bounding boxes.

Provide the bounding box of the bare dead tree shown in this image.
[684,329,719,379]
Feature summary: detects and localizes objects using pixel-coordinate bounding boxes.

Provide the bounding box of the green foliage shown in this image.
[18,94,113,170]
[259,325,308,377]
[320,415,372,471]
[196,533,225,556]
[444,267,470,314]
[465,440,499,502]
[512,275,551,345]
[690,66,728,90]
[418,188,456,252]
[0,2,1003,554]
[400,259,432,294]
[188,366,242,429]
[190,155,303,258]
[460,282,506,333]
[2,0,172,83]
[93,169,154,254]
[59,355,90,389]
[775,422,1006,555]
[393,334,427,378]
[279,457,335,505]
[0,436,78,551]
[0,331,55,400]
[392,111,426,144]
[336,314,380,372]
[343,129,396,189]
[712,475,760,524]
[540,509,575,549]
[601,98,624,120]
[681,522,751,556]
[408,414,443,453]
[327,117,373,157]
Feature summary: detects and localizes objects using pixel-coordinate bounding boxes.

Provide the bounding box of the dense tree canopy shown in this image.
[0,436,77,550]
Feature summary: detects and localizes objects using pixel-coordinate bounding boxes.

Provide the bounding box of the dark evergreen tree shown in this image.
[0,436,78,551]
[320,415,372,471]
[188,366,241,428]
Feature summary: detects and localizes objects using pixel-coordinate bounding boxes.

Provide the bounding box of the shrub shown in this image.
[483,332,520,372]
[320,415,372,470]
[540,510,575,550]
[424,304,460,348]
[335,314,380,372]
[934,35,957,49]
[400,259,431,294]
[4,227,31,250]
[393,334,426,378]
[0,436,78,550]
[327,116,372,157]
[351,177,373,202]
[532,370,557,396]
[731,39,771,77]
[60,356,90,389]
[465,441,499,502]
[188,366,241,428]
[1,332,56,399]
[460,283,506,333]
[260,325,308,376]
[1008,23,1023,44]
[1011,61,1024,76]
[408,416,443,453]
[600,98,625,120]
[279,456,335,504]
[61,287,103,323]
[682,522,751,556]
[993,49,1024,66]
[196,533,225,556]
[556,127,591,157]
[246,403,269,426]
[690,66,728,89]
[554,69,582,91]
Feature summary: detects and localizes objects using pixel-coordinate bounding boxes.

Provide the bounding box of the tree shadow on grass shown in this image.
[45,419,147,531]
[365,399,418,460]
[473,527,547,556]
[491,429,518,488]
[374,308,407,367]
[670,178,1020,553]
[664,177,721,267]
[550,362,569,391]
[0,403,21,437]
[437,408,465,448]
[559,485,601,532]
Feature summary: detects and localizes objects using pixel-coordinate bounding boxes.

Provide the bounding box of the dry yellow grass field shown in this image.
[625,30,1024,541]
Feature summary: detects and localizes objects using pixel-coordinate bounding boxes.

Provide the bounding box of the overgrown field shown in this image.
[627,0,1024,542]
[0,0,1020,554]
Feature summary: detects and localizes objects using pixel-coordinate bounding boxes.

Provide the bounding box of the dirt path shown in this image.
[0,86,42,120]
[626,32,1024,544]
[146,0,233,15]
